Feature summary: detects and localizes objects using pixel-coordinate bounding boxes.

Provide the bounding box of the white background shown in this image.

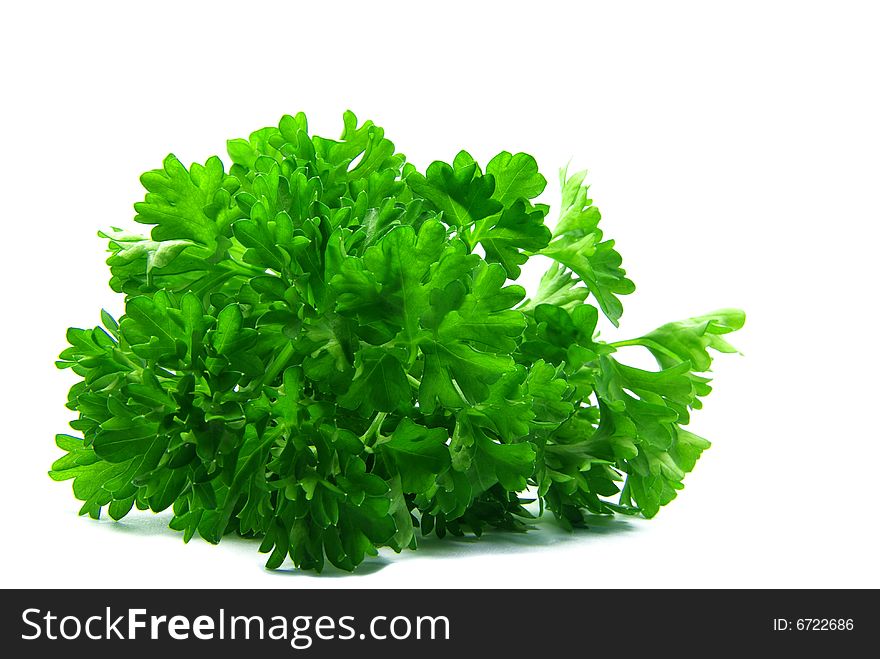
[1,0,878,589]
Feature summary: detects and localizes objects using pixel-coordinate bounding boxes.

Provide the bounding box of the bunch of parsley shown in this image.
[52,112,744,571]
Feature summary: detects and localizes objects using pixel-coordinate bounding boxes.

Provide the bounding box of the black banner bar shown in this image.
[2,589,874,656]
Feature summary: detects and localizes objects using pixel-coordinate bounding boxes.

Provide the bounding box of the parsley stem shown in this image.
[219,259,264,278]
[619,478,632,506]
[259,342,295,388]
[609,338,681,362]
[359,412,388,445]
[112,349,143,372]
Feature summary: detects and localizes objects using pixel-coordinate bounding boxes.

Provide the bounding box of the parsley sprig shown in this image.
[52,112,744,571]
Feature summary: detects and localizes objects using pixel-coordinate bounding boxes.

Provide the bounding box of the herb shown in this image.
[52,112,744,571]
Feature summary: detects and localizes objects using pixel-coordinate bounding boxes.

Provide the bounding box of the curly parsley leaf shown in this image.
[540,167,635,325]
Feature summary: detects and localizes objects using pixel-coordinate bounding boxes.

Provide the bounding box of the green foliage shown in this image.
[53,111,744,571]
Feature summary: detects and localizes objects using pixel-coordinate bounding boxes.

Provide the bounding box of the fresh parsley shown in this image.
[52,111,744,571]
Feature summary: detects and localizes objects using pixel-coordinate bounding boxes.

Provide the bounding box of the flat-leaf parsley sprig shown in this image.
[52,112,744,571]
